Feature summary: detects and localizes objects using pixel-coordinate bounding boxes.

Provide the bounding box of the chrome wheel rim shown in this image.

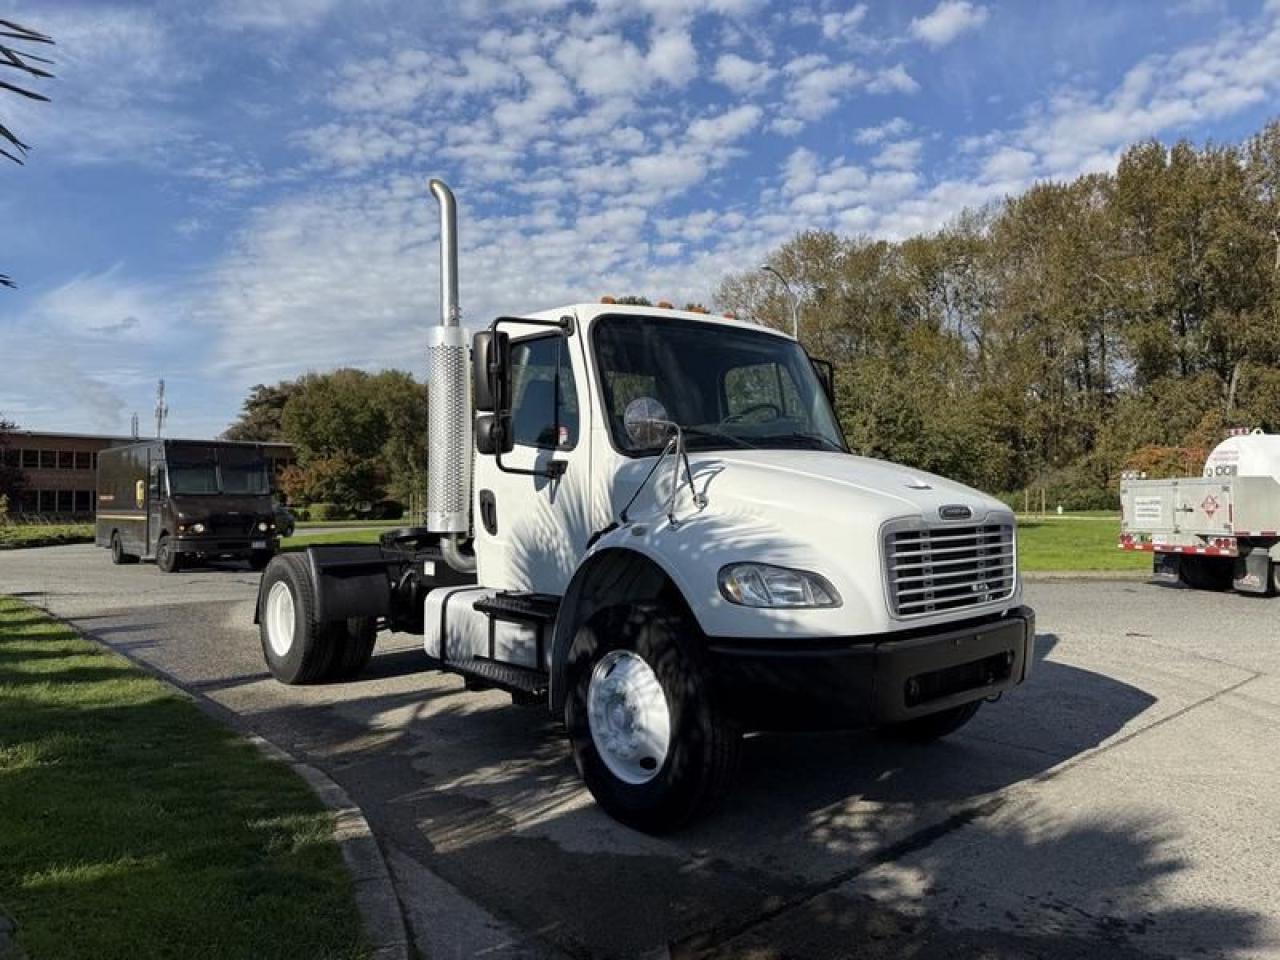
[587,650,671,785]
[265,581,296,657]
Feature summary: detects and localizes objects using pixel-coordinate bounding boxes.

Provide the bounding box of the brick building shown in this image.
[1,430,294,519]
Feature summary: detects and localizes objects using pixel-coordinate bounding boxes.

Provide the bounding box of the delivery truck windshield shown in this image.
[168,446,270,496]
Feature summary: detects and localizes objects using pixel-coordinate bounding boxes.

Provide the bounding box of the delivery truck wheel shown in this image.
[155,534,182,573]
[564,604,741,833]
[259,554,338,684]
[109,532,138,565]
[881,700,981,743]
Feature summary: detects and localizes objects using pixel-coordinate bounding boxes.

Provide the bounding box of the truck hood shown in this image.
[694,449,1008,523]
[611,449,1017,639]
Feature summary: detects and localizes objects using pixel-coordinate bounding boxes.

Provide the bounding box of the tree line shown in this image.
[717,119,1280,507]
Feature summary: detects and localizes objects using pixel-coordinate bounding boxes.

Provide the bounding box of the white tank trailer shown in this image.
[253,179,1036,831]
[1120,429,1280,594]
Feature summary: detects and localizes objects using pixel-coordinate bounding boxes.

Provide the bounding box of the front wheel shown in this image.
[564,604,740,833]
[155,534,182,573]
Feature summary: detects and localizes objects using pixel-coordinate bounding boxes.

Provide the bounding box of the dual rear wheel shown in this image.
[259,554,376,684]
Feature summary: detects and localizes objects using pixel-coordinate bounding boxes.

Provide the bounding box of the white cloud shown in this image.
[820,5,868,41]
[867,64,920,95]
[854,117,912,144]
[774,54,864,132]
[214,0,341,30]
[872,139,923,170]
[909,1,990,48]
[981,146,1036,182]
[686,104,763,148]
[712,52,775,93]
[647,27,699,87]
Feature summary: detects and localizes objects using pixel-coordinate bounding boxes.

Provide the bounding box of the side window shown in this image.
[724,362,801,419]
[509,336,579,449]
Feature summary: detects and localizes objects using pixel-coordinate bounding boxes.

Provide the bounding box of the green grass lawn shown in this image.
[284,513,1141,572]
[0,523,94,550]
[1016,513,1147,572]
[293,518,409,530]
[0,597,367,960]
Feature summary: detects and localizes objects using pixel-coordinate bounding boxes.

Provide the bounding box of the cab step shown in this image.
[458,657,548,699]
[472,591,560,625]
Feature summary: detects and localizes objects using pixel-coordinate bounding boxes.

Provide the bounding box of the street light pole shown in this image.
[760,264,800,340]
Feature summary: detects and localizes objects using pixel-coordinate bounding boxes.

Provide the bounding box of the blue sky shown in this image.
[3,0,1280,437]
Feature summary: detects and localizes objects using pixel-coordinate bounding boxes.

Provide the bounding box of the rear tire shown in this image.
[1179,556,1232,591]
[259,554,336,684]
[326,617,377,680]
[155,534,182,573]
[564,604,741,833]
[110,532,138,565]
[881,701,981,743]
[1273,562,1280,596]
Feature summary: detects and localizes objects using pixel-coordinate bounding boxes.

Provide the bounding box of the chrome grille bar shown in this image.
[884,522,1016,618]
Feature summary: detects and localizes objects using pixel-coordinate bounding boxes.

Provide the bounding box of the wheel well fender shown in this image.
[550,547,690,714]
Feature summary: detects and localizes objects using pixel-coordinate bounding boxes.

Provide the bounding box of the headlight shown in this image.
[718,563,841,608]
[257,521,269,532]
[191,522,206,534]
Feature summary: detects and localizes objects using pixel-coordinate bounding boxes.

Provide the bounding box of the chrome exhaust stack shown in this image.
[425,179,475,570]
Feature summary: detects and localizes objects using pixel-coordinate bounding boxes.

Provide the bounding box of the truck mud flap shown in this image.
[1153,551,1180,581]
[306,545,395,622]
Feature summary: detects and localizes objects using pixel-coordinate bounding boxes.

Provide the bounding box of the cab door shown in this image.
[472,328,595,595]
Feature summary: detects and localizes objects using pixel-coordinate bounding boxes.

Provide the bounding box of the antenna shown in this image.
[154,379,169,438]
[130,412,139,439]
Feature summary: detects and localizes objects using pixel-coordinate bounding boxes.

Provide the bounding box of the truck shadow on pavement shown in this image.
[225,627,1262,959]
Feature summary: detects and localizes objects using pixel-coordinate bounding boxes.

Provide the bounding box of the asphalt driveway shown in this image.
[2,544,1277,959]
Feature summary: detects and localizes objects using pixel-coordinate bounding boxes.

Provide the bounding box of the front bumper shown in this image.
[705,606,1035,731]
[174,534,278,556]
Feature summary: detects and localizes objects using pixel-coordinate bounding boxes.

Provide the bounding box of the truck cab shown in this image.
[255,181,1034,831]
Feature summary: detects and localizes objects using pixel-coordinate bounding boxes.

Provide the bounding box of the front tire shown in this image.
[564,604,740,833]
[155,534,182,573]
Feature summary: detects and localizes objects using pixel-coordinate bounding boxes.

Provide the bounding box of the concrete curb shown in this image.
[1022,570,1149,582]
[22,601,412,960]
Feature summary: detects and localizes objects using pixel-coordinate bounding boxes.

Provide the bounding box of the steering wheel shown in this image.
[723,402,783,424]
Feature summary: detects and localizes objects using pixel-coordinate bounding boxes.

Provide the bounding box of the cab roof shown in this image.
[520,302,795,341]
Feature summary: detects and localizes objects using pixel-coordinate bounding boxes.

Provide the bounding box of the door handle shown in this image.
[479,489,498,536]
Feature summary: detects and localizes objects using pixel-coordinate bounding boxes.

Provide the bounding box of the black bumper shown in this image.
[705,606,1035,731]
[174,535,277,556]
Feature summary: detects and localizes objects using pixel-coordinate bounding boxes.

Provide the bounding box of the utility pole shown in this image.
[130,412,139,439]
[154,379,168,438]
[760,265,800,340]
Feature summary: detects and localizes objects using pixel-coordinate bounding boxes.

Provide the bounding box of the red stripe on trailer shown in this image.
[1262,531,1278,537]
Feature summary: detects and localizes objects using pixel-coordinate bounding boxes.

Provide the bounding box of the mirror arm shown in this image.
[495,449,566,480]
[490,314,574,336]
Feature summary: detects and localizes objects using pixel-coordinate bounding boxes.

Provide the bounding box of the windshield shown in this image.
[167,446,271,496]
[593,315,847,455]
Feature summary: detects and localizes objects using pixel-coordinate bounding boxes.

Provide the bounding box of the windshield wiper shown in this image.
[766,432,845,452]
[681,425,757,450]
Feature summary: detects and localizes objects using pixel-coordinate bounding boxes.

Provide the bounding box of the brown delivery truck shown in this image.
[95,439,280,572]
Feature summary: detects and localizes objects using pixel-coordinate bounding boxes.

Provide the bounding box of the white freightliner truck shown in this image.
[1120,429,1280,595]
[254,180,1035,831]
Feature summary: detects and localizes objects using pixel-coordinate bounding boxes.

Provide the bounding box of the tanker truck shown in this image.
[253,179,1035,831]
[1120,428,1280,595]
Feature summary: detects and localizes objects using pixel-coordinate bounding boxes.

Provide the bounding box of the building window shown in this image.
[56,490,74,513]
[74,490,92,514]
[19,490,37,513]
[75,451,92,470]
[40,450,57,469]
[1,449,16,467]
[58,450,75,469]
[22,449,38,469]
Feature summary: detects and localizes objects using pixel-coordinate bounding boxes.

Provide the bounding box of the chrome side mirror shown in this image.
[623,397,672,449]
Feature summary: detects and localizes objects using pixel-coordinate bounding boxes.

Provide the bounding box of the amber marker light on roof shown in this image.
[657,300,674,309]
[600,295,617,304]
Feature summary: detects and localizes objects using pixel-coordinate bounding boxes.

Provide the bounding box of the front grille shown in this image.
[209,514,256,537]
[885,523,1016,618]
